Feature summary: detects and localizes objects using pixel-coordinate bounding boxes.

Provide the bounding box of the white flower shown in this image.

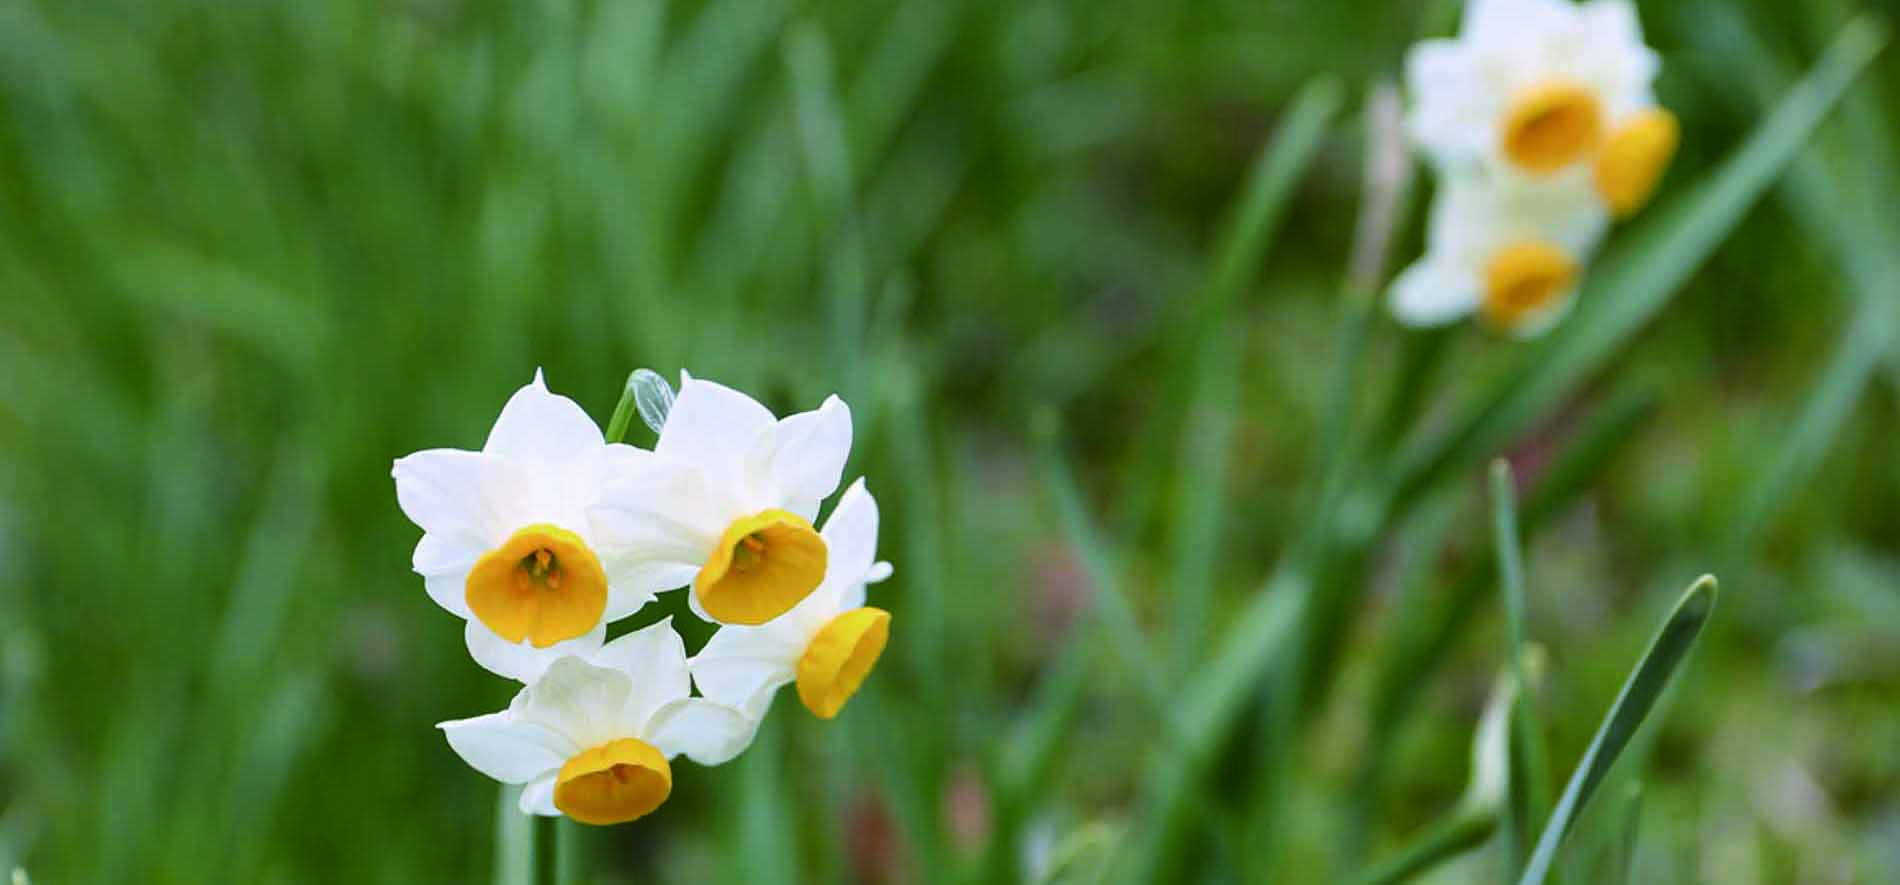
[393,370,656,681]
[438,618,754,825]
[1389,169,1607,336]
[690,479,892,721]
[589,371,853,626]
[1406,0,1677,215]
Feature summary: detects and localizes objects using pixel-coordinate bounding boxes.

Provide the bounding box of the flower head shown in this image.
[438,619,753,825]
[1406,0,1676,215]
[1389,170,1607,336]
[689,479,893,721]
[393,371,656,680]
[590,372,853,626]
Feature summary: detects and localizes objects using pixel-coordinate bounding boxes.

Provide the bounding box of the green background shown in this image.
[1,0,1896,881]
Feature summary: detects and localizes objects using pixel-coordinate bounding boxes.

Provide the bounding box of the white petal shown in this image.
[610,561,702,607]
[600,583,658,624]
[589,618,692,730]
[1389,258,1478,327]
[819,478,879,585]
[424,569,474,619]
[415,534,483,618]
[655,373,777,469]
[414,532,483,576]
[466,619,607,684]
[837,583,870,614]
[689,625,802,711]
[589,464,725,599]
[512,656,635,750]
[1579,0,1650,56]
[392,449,511,546]
[1464,0,1572,46]
[1404,39,1464,97]
[438,711,575,784]
[745,395,852,517]
[519,774,560,816]
[644,697,757,765]
[865,562,894,584]
[483,371,607,462]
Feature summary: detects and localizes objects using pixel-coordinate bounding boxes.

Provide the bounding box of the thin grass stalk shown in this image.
[1489,462,1550,872]
[1241,82,1413,880]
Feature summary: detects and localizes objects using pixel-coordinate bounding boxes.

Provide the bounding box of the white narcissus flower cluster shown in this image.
[394,370,893,826]
[1392,0,1678,335]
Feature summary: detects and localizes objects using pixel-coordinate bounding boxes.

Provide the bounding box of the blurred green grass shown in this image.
[1,0,1897,882]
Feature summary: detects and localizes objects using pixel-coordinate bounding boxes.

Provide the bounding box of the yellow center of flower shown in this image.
[795,607,891,719]
[1594,108,1679,217]
[1500,80,1604,174]
[694,510,828,625]
[553,738,672,826]
[1482,241,1579,332]
[465,524,608,648]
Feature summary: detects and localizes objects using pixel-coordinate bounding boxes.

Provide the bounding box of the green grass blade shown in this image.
[1489,461,1549,872]
[1347,383,1656,845]
[1201,78,1343,318]
[845,0,960,167]
[1695,9,1900,552]
[1350,813,1494,885]
[1034,418,1175,730]
[1116,77,1341,539]
[732,720,799,885]
[1518,576,1719,885]
[1728,316,1888,548]
[1162,325,1240,677]
[1612,785,1644,885]
[786,22,855,223]
[1390,17,1888,510]
[1114,566,1312,882]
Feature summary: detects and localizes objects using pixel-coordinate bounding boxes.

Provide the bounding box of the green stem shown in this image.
[605,370,642,444]
[534,815,559,885]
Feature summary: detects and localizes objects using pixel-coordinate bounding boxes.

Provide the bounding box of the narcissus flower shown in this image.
[591,372,852,627]
[1406,0,1677,215]
[690,479,893,721]
[393,371,655,681]
[1390,170,1606,336]
[438,619,753,825]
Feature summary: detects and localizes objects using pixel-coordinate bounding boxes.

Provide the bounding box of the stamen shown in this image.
[466,524,609,647]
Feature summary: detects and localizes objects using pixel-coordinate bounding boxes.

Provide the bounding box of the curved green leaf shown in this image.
[1519,577,1719,885]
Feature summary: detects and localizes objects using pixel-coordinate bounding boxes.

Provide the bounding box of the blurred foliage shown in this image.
[1,0,1897,882]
